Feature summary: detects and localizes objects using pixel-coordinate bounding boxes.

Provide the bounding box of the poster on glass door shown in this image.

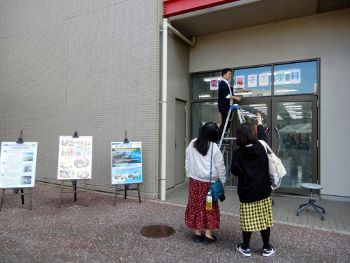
[111,142,142,185]
[57,136,93,180]
[0,142,38,188]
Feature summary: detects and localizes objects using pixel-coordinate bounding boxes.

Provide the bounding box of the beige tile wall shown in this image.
[0,0,167,199]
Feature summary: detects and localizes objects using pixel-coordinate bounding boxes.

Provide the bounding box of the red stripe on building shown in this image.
[163,0,242,18]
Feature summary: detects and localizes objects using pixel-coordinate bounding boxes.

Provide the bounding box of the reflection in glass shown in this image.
[277,102,313,188]
[274,61,317,95]
[191,103,221,139]
[191,102,231,181]
[239,104,268,127]
[233,66,272,97]
[192,72,221,100]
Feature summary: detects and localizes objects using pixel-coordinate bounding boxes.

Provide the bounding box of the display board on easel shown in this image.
[0,141,38,188]
[57,136,93,180]
[111,142,142,185]
[57,133,92,207]
[111,138,142,205]
[0,131,37,211]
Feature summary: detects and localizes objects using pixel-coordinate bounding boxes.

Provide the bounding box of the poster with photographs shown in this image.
[57,136,93,180]
[111,142,142,185]
[0,142,38,188]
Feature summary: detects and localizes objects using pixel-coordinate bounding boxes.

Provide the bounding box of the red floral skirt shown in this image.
[185,178,220,231]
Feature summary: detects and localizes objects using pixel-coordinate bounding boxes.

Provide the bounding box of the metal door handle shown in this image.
[274,127,281,157]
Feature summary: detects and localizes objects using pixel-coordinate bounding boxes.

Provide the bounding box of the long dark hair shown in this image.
[194,122,218,156]
[236,123,258,146]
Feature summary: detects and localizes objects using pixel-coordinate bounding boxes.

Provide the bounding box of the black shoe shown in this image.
[194,235,202,243]
[202,235,217,244]
[262,245,275,257]
[236,243,251,257]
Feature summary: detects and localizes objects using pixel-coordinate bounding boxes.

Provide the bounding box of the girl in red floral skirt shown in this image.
[185,122,226,244]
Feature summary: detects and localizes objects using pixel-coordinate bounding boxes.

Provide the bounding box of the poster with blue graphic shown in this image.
[0,142,38,188]
[111,142,142,185]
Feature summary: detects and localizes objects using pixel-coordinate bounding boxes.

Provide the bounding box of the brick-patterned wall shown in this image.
[0,0,162,199]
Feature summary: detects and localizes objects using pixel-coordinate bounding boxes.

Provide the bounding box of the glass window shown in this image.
[274,61,317,95]
[233,66,272,97]
[192,71,221,101]
[191,102,231,182]
[277,102,313,188]
[191,102,221,139]
[239,104,268,126]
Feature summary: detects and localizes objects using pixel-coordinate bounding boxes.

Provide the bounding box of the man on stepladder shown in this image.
[217,68,250,144]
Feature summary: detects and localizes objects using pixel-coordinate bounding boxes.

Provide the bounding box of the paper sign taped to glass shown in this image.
[57,136,93,180]
[0,142,38,188]
[111,142,142,185]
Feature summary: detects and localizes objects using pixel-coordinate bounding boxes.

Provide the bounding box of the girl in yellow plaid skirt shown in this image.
[231,113,275,257]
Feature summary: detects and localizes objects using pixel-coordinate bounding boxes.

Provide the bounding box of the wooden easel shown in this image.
[0,188,33,211]
[58,179,88,208]
[114,184,141,206]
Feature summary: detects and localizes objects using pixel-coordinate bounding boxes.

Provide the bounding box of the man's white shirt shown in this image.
[222,78,234,105]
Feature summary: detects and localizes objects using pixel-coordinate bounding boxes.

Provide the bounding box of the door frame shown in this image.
[271,95,319,194]
[174,99,187,186]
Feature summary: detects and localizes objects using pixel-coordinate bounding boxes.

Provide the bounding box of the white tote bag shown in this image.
[259,140,287,190]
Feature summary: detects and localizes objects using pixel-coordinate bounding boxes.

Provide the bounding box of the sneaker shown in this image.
[262,245,275,257]
[236,243,251,257]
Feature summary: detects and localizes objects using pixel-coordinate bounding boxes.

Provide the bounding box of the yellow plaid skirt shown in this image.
[240,196,273,232]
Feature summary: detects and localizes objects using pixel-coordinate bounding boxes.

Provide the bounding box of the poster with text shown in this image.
[247,74,257,88]
[274,71,286,85]
[289,69,301,84]
[235,75,245,88]
[210,79,219,90]
[111,142,142,185]
[57,136,93,180]
[259,73,269,86]
[0,142,38,188]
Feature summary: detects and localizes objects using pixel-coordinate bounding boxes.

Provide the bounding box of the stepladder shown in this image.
[218,104,245,151]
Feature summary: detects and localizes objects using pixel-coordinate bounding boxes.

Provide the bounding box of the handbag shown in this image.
[208,143,225,201]
[258,140,287,190]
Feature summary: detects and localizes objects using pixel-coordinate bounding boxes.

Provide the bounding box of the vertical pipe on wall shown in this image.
[161,18,168,201]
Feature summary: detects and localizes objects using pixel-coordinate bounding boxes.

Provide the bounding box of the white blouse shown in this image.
[185,139,227,183]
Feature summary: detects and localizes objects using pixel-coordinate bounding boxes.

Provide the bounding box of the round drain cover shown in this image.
[140,225,175,238]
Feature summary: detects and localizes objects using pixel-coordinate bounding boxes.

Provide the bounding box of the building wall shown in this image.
[189,9,350,197]
[165,29,191,189]
[0,0,162,198]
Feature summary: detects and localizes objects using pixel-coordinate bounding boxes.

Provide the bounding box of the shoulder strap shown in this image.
[258,140,273,154]
[209,142,214,185]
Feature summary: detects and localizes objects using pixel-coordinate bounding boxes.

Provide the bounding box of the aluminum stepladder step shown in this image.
[218,104,245,153]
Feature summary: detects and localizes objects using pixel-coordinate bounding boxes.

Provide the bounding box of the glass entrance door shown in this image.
[230,96,318,194]
[230,97,272,186]
[272,96,318,194]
